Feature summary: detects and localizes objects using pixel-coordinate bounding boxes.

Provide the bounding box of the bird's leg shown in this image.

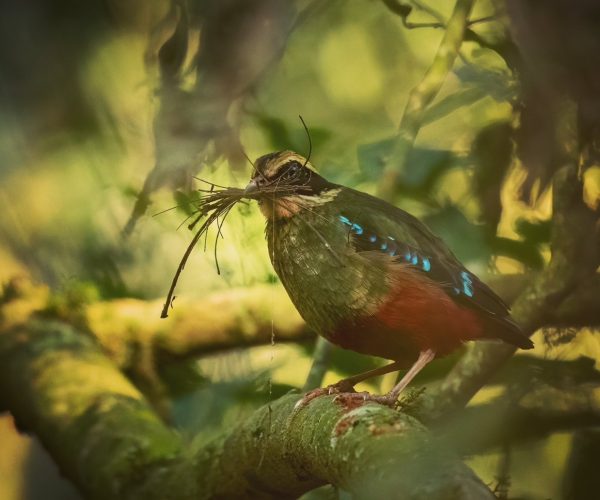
[328,350,435,409]
[295,361,403,409]
[331,360,405,390]
[369,349,435,407]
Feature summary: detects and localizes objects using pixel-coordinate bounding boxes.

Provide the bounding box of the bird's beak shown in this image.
[244,179,260,197]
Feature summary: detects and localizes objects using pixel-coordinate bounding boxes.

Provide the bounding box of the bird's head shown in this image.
[244,150,338,220]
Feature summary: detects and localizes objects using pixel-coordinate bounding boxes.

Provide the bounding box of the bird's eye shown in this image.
[281,162,301,181]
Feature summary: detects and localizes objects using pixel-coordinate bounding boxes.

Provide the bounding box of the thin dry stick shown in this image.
[160,181,314,318]
[160,187,246,318]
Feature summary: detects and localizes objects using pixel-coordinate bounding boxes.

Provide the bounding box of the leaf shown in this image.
[291,126,332,155]
[491,236,545,270]
[423,87,488,125]
[454,65,517,102]
[159,360,209,399]
[381,0,412,19]
[173,190,199,217]
[514,217,552,245]
[122,185,141,199]
[255,113,332,153]
[256,114,294,150]
[423,204,490,263]
[328,348,383,379]
[357,138,456,196]
[514,86,562,203]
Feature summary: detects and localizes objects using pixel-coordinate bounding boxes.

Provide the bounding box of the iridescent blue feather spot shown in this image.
[460,271,474,297]
[339,215,351,226]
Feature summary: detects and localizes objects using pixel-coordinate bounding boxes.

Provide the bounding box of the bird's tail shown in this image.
[487,315,534,350]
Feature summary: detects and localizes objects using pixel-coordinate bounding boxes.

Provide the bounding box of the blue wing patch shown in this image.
[338,213,484,302]
[339,214,435,274]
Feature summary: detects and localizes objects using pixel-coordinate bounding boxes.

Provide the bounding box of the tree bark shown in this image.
[0,315,494,499]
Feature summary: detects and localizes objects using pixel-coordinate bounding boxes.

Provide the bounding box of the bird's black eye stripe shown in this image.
[276,161,307,183]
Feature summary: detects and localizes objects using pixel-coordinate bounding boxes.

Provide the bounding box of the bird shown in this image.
[243,150,533,406]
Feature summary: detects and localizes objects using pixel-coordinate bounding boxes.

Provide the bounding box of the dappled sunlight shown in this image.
[1,0,599,498]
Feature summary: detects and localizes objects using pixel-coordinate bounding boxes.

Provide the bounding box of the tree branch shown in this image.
[5,272,599,377]
[378,0,475,201]
[562,428,600,498]
[0,317,495,499]
[2,278,313,369]
[439,383,600,455]
[303,337,334,391]
[428,162,600,417]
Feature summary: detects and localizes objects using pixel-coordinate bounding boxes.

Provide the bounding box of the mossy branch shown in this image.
[0,316,494,499]
[2,279,312,370]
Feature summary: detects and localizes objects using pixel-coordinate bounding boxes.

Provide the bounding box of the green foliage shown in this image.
[158,360,210,399]
[358,140,457,198]
[325,347,383,380]
[424,203,490,263]
[172,370,295,436]
[42,280,100,325]
[514,218,552,245]
[471,121,513,233]
[454,64,516,103]
[173,190,200,217]
[423,87,488,125]
[255,113,332,155]
[491,236,545,270]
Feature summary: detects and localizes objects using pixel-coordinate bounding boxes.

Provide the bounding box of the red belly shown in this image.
[328,266,484,363]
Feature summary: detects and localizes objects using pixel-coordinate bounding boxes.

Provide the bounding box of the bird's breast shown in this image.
[267,214,388,335]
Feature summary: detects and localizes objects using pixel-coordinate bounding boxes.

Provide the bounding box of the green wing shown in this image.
[334,187,531,348]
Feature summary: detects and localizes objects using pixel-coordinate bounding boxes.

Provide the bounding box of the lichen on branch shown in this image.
[0,313,494,499]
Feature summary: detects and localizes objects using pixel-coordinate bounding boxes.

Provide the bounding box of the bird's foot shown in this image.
[350,387,427,410]
[294,380,357,410]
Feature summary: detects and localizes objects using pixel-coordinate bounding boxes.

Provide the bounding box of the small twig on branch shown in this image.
[377,0,476,201]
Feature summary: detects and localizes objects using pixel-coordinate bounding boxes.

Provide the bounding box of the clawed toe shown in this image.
[294,382,357,410]
[294,387,402,410]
